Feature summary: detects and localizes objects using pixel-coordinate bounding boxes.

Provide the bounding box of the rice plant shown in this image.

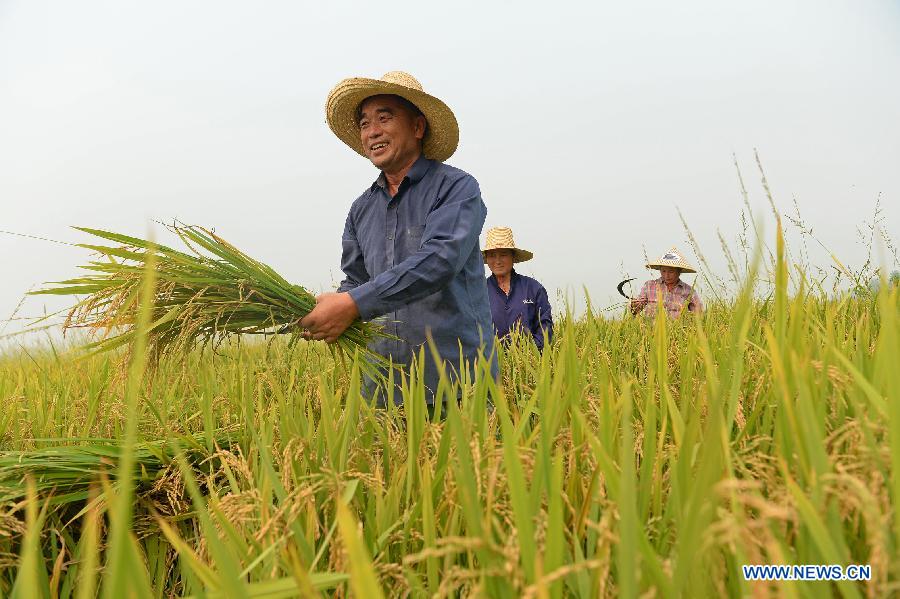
[0,226,898,597]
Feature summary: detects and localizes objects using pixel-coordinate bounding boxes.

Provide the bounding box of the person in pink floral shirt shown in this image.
[630,247,703,318]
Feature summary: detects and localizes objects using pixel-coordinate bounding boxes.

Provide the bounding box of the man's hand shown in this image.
[299,292,360,343]
[630,298,648,315]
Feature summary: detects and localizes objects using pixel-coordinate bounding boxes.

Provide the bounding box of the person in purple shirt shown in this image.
[483,227,553,351]
[300,71,498,407]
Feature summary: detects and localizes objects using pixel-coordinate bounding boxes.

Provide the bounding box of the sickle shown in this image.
[617,278,635,299]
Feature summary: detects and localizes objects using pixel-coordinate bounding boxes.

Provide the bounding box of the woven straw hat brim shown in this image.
[645,247,697,273]
[326,77,459,163]
[482,248,533,264]
[645,262,697,274]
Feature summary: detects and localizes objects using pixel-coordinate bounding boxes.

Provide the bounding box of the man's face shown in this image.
[358,95,426,173]
[485,249,514,278]
[659,266,681,285]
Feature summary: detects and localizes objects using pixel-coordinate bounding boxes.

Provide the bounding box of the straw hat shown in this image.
[645,247,697,273]
[325,71,459,163]
[482,227,533,263]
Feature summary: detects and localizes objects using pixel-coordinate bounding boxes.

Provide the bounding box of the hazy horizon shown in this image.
[2,0,898,348]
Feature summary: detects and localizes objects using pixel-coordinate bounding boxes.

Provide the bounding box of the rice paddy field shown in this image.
[1,228,899,598]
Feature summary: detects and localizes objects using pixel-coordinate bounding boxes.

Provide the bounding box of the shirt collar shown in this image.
[488,269,519,291]
[371,154,433,191]
[656,276,686,289]
[406,154,432,182]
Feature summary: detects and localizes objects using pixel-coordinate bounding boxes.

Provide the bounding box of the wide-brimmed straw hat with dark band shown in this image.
[645,247,697,273]
[482,227,533,264]
[325,71,459,162]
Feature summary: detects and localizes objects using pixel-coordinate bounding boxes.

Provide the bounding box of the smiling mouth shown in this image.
[369,142,388,152]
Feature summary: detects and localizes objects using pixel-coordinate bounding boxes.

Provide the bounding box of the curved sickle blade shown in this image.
[617,278,635,299]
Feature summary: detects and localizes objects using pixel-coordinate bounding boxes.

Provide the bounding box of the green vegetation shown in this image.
[28,224,388,377]
[1,225,898,598]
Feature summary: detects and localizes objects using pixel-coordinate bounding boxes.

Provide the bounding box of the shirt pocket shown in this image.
[404,224,426,254]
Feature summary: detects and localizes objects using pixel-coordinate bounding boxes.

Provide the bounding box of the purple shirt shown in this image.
[486,269,553,350]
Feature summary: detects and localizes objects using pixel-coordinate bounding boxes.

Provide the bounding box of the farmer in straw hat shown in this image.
[630,247,704,318]
[300,71,497,407]
[483,227,553,350]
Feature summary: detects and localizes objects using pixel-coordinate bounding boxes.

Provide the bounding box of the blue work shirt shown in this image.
[486,269,553,350]
[338,155,498,404]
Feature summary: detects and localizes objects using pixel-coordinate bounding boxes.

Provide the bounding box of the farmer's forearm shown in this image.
[348,246,462,319]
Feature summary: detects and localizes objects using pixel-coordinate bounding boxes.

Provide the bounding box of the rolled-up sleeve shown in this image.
[348,175,484,320]
[337,213,369,293]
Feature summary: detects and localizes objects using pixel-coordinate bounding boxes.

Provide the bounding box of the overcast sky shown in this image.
[1,0,898,345]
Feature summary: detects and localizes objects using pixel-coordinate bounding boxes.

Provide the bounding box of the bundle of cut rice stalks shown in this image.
[31,224,391,375]
[0,432,220,508]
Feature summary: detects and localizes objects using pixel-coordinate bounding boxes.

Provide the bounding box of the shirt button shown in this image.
[387,235,393,240]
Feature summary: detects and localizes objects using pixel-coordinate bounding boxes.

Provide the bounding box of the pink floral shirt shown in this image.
[636,277,703,318]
